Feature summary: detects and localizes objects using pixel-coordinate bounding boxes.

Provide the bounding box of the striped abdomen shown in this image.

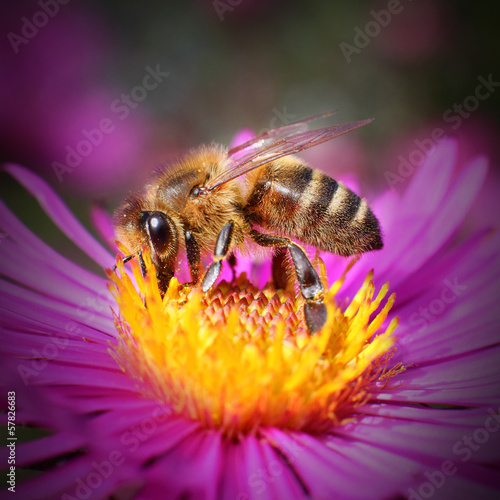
[245,160,383,256]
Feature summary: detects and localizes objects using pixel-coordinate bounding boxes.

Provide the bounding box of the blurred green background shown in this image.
[1,0,499,269]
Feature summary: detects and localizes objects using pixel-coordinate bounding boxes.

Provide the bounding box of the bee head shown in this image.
[113,194,180,271]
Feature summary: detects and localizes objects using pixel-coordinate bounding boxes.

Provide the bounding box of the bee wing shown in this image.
[206,117,373,191]
[228,110,337,158]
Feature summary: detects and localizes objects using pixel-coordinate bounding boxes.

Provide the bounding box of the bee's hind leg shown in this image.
[202,221,235,292]
[287,244,327,333]
[250,230,327,334]
[271,247,292,290]
[227,252,237,283]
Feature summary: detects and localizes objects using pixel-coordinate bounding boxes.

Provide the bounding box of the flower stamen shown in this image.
[108,250,401,438]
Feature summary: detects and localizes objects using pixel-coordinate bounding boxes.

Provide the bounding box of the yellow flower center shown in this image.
[108,250,401,439]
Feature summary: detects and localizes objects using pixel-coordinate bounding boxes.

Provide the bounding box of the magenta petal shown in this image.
[15,454,139,500]
[0,199,106,292]
[0,279,115,336]
[258,439,311,500]
[384,141,457,266]
[230,434,307,500]
[15,432,86,467]
[392,155,487,279]
[90,205,118,251]
[218,438,254,499]
[125,419,202,463]
[230,128,255,149]
[382,346,500,406]
[4,163,113,267]
[140,430,223,499]
[401,139,456,220]
[262,428,414,499]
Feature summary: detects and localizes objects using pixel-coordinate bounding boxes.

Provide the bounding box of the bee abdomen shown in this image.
[299,170,382,255]
[247,163,383,256]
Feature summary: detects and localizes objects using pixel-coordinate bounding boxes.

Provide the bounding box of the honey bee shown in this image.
[114,112,383,333]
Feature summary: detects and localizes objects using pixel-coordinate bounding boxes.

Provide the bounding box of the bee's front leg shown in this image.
[183,230,201,288]
[250,229,326,333]
[202,220,234,292]
[134,250,174,297]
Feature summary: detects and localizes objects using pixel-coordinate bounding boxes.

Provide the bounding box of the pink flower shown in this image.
[1,139,499,499]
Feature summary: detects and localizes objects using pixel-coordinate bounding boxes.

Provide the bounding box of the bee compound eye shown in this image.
[145,212,172,255]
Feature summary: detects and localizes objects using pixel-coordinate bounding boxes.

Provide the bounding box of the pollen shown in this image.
[108,251,402,439]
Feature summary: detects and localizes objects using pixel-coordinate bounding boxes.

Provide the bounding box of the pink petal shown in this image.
[141,430,223,499]
[90,205,118,252]
[4,163,113,267]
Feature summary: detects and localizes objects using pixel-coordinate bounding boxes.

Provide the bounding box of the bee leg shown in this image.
[126,250,172,299]
[138,251,147,275]
[272,247,292,290]
[137,250,174,297]
[202,220,234,292]
[183,230,201,288]
[156,269,174,296]
[228,252,237,283]
[250,230,327,333]
[288,244,327,333]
